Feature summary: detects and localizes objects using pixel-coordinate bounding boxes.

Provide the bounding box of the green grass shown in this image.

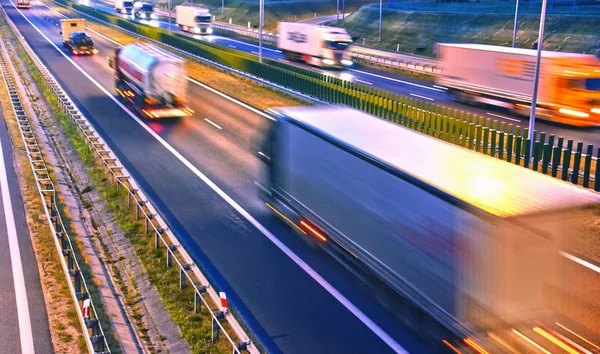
[336,5,600,57]
[3,29,123,353]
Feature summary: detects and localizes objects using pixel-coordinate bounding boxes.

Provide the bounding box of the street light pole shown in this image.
[168,0,171,33]
[378,0,383,42]
[337,0,340,26]
[528,0,548,153]
[512,0,519,47]
[342,0,345,20]
[222,0,224,20]
[259,0,264,63]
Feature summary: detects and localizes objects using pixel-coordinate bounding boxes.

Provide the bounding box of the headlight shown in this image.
[195,27,200,34]
[206,28,213,34]
[322,59,335,65]
[341,59,353,66]
[150,13,156,19]
[591,108,600,114]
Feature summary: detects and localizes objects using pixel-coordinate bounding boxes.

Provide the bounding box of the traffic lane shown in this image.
[8,5,420,354]
[30,3,271,155]
[0,109,53,353]
[26,7,433,353]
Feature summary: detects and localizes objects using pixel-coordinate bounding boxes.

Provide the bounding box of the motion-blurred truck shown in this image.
[176,6,212,34]
[16,0,30,9]
[60,19,97,55]
[259,105,599,352]
[277,22,352,68]
[115,0,134,15]
[437,43,600,126]
[133,1,155,19]
[109,43,192,118]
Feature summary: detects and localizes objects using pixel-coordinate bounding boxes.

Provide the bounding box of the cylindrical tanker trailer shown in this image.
[108,42,193,118]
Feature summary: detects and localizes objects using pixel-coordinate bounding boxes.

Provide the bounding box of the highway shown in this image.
[0,106,53,352]
[74,0,600,147]
[5,1,440,353]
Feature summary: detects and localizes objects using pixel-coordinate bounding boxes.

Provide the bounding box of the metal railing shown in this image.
[6,5,258,354]
[0,31,111,354]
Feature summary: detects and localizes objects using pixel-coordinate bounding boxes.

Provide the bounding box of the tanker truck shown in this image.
[108,43,193,118]
[437,43,600,127]
[259,105,600,352]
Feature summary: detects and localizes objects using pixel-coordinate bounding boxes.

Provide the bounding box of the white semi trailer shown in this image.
[277,22,353,68]
[260,105,599,352]
[132,1,155,19]
[108,43,192,118]
[176,6,212,35]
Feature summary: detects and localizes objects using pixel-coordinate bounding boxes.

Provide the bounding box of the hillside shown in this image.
[335,6,600,57]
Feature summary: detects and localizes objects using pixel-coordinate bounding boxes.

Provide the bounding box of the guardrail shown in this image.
[8,5,258,354]
[0,28,111,354]
[53,1,600,192]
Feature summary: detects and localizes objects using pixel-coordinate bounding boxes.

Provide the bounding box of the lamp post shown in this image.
[337,0,340,26]
[378,0,383,42]
[527,0,548,154]
[512,0,519,47]
[222,0,224,20]
[168,0,171,33]
[259,0,264,62]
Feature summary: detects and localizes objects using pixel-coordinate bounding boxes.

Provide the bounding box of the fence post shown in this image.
[572,151,581,185]
[524,139,532,168]
[551,146,561,177]
[515,136,522,165]
[583,144,593,188]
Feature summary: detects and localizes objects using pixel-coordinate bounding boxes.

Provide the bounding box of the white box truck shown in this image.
[108,43,192,118]
[437,43,600,126]
[277,22,353,68]
[260,105,599,352]
[176,6,212,35]
[115,0,134,15]
[132,1,155,19]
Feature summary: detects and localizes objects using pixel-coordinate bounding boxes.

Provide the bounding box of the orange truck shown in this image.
[437,43,600,126]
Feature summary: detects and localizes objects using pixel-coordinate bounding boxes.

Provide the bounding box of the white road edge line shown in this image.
[349,68,445,92]
[560,251,600,274]
[39,1,277,123]
[432,85,448,91]
[486,112,521,123]
[409,93,434,101]
[204,118,222,130]
[0,132,35,354]
[228,45,236,48]
[14,4,408,353]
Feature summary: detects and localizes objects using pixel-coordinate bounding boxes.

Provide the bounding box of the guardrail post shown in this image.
[180,268,186,290]
[212,315,220,343]
[498,131,505,160]
[515,136,522,165]
[194,289,202,314]
[490,129,497,157]
[67,249,74,271]
[73,269,82,294]
[583,144,593,188]
[482,127,489,155]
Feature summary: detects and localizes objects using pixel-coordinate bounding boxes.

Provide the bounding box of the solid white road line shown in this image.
[40,2,277,123]
[354,78,373,85]
[349,68,445,92]
[204,118,222,130]
[486,112,521,123]
[14,5,408,352]
[0,134,35,354]
[432,85,448,91]
[228,45,236,49]
[410,93,434,101]
[560,251,600,274]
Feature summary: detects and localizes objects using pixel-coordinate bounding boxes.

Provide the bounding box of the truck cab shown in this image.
[116,0,134,15]
[133,2,155,20]
[60,19,97,55]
